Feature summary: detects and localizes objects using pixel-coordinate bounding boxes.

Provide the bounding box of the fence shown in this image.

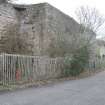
[0,53,105,86]
[88,58,105,70]
[0,53,63,85]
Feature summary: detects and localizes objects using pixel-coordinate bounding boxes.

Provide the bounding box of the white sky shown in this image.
[11,0,105,38]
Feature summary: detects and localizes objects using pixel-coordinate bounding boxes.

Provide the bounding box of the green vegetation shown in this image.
[64,46,89,76]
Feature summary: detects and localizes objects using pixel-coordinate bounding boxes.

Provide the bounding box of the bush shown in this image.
[64,46,89,76]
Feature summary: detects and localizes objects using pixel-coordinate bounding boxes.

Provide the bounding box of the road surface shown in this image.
[0,71,105,105]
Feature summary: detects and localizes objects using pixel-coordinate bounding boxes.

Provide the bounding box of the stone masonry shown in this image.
[0,1,94,56]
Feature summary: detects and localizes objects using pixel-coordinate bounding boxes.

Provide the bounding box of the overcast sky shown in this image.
[11,0,105,38]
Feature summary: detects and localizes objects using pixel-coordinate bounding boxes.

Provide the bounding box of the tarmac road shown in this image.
[0,71,105,105]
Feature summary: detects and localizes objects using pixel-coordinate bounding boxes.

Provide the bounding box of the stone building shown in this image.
[0,1,96,56]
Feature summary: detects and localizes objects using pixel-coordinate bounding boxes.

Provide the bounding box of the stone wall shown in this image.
[43,3,80,55]
[12,3,80,56]
[13,3,47,55]
[0,2,96,57]
[0,3,19,53]
[0,3,17,35]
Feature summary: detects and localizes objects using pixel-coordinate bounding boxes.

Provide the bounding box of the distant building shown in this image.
[96,40,105,59]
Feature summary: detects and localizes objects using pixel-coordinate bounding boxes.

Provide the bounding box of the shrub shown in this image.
[64,46,90,76]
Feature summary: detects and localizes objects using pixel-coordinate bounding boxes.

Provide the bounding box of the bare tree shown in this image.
[75,6,105,33]
[75,6,105,58]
